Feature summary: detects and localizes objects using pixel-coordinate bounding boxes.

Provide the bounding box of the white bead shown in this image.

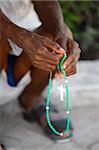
[46,106,49,110]
[60,133,63,136]
[66,111,70,115]
[65,80,68,84]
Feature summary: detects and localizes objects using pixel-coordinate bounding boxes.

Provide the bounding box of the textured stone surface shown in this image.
[0,103,99,150]
[0,61,99,150]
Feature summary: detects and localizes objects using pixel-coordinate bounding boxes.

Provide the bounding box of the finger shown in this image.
[37,46,62,63]
[34,53,61,66]
[33,60,56,71]
[56,67,77,79]
[34,54,59,66]
[69,47,81,64]
[76,47,81,60]
[67,38,81,57]
[66,67,77,74]
[71,41,81,56]
[57,61,76,78]
[66,69,77,76]
[34,64,55,71]
[43,38,65,54]
[74,41,79,48]
[64,60,77,74]
[72,47,81,63]
[55,73,61,80]
[55,35,67,51]
[67,38,74,51]
[62,53,76,69]
[55,71,63,79]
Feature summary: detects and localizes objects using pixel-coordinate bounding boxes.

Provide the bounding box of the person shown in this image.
[0,144,6,150]
[0,0,81,142]
[0,145,2,150]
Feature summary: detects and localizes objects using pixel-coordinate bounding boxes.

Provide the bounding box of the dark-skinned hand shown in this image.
[34,26,81,77]
[55,37,81,78]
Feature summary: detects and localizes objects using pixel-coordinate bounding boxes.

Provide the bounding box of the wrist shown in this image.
[45,25,65,39]
[34,25,54,40]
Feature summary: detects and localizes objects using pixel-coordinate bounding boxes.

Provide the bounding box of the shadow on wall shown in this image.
[60,1,99,60]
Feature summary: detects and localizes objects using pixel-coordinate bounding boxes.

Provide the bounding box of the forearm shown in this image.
[33,0,64,37]
[0,10,31,50]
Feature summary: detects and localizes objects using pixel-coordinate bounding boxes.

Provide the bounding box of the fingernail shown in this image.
[59,47,65,52]
[67,73,70,77]
[55,73,57,77]
[62,63,68,69]
[60,74,63,78]
[55,73,60,79]
[62,64,66,69]
[56,75,60,80]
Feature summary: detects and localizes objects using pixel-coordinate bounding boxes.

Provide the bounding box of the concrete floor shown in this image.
[0,61,99,150]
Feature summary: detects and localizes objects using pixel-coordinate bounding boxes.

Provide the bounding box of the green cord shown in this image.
[46,53,70,136]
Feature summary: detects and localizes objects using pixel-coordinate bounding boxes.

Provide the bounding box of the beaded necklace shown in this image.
[46,53,70,136]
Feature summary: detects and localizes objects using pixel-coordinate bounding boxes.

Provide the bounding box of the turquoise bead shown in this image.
[46,53,70,136]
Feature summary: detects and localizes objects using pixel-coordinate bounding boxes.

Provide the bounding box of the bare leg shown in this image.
[0,145,2,150]
[12,52,49,109]
[13,52,32,83]
[19,67,49,109]
[0,144,4,150]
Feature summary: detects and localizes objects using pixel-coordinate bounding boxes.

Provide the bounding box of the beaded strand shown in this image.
[46,53,70,136]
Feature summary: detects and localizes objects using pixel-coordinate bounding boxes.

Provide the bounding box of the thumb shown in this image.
[44,38,65,54]
[55,35,67,55]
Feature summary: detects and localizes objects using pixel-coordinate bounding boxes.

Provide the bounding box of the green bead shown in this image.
[46,53,70,136]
